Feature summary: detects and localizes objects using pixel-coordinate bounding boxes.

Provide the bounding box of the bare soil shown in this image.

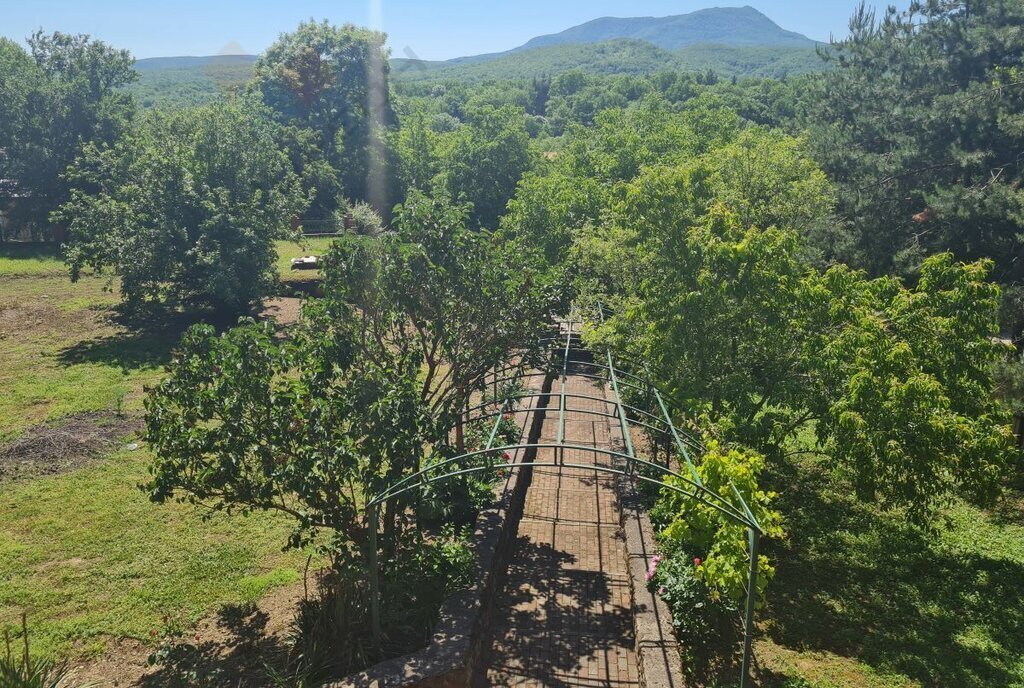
[0,411,143,481]
[68,580,309,687]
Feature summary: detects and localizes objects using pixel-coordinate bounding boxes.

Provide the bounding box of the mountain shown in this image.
[124,7,824,105]
[391,6,823,84]
[517,6,814,52]
[133,55,258,71]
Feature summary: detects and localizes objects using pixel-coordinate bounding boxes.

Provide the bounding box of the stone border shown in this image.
[330,370,555,688]
[619,481,687,688]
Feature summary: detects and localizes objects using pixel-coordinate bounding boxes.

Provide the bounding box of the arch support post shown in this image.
[740,527,760,688]
[367,502,382,645]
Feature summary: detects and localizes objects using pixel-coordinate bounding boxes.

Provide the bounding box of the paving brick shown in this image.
[476,354,641,687]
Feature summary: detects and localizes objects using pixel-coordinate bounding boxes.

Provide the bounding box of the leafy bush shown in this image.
[271,527,473,685]
[650,440,782,674]
[336,200,385,237]
[651,554,739,673]
[653,441,783,603]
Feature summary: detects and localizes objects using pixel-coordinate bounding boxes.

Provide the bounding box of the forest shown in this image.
[1,1,1023,686]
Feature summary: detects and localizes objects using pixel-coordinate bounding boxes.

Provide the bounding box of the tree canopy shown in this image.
[57,101,307,313]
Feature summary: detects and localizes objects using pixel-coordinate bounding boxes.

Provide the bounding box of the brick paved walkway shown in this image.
[475,354,640,687]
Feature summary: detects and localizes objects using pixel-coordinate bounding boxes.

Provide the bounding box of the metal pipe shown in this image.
[606,349,638,475]
[367,503,381,644]
[368,442,755,528]
[740,528,760,688]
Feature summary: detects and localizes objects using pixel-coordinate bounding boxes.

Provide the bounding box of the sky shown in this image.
[0,0,911,61]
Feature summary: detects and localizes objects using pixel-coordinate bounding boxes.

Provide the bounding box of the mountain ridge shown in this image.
[517,6,814,52]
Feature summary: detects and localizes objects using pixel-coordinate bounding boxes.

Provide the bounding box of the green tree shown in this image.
[804,256,1015,523]
[807,0,1024,330]
[0,32,136,237]
[57,101,307,313]
[436,104,533,229]
[322,189,558,429]
[253,21,395,218]
[569,114,1012,525]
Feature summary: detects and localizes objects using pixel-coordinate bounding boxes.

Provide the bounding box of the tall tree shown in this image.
[437,104,533,229]
[0,32,136,238]
[807,0,1024,331]
[253,21,395,219]
[57,101,307,313]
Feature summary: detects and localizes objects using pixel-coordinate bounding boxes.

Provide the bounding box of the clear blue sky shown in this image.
[0,1,910,61]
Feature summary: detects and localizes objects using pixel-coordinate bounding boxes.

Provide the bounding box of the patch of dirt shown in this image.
[261,296,303,327]
[0,411,143,481]
[68,579,310,687]
[0,301,63,341]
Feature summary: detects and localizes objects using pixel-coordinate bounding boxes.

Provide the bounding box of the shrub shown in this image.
[1,614,83,688]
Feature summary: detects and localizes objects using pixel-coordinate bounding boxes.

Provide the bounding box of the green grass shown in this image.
[0,446,309,660]
[0,240,324,666]
[755,455,1024,687]
[275,236,338,284]
[0,243,65,276]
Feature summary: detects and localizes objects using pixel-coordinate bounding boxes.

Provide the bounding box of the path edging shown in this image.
[619,480,687,688]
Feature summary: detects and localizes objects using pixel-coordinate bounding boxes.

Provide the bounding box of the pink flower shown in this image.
[658,586,666,596]
[693,557,702,567]
[194,634,201,642]
[645,554,662,582]
[501,452,511,461]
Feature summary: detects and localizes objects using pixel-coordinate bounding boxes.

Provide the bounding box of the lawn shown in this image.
[0,446,308,660]
[754,454,1024,687]
[276,235,338,284]
[0,242,321,664]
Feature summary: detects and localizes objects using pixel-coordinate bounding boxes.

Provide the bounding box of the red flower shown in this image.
[501,452,511,461]
[194,633,201,642]
[150,629,158,638]
[693,557,702,567]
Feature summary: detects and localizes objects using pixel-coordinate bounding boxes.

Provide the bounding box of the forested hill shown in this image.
[517,6,815,51]
[125,8,823,107]
[127,55,257,108]
[391,40,823,84]
[393,7,823,83]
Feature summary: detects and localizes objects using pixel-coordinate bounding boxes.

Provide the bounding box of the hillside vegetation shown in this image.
[393,39,823,84]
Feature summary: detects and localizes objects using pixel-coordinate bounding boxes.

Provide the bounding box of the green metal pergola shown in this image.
[363,314,766,687]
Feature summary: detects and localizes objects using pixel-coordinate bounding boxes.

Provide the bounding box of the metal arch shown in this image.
[549,355,707,452]
[366,314,764,687]
[465,398,670,440]
[465,391,690,441]
[367,442,756,530]
[368,460,751,527]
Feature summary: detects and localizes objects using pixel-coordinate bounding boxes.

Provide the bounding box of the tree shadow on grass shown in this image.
[137,602,289,688]
[56,308,247,373]
[763,457,1024,687]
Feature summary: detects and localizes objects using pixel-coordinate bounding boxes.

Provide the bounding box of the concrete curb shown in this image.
[619,481,687,688]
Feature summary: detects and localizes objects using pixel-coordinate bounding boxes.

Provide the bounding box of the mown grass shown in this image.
[0,241,321,663]
[275,236,338,284]
[0,446,309,660]
[0,242,66,276]
[755,454,1024,687]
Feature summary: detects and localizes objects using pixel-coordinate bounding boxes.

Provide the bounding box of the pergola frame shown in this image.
[363,314,765,687]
